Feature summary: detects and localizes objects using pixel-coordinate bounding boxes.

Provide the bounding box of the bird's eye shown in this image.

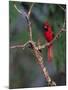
[44,26,48,31]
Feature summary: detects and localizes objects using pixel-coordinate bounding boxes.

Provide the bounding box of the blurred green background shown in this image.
[9,1,66,89]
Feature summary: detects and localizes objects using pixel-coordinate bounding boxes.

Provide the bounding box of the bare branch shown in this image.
[50,21,66,44]
[38,23,66,50]
[57,4,66,12]
[50,28,65,44]
[14,4,23,15]
[10,45,24,49]
[27,3,34,41]
[28,3,35,17]
[11,3,67,86]
[14,4,28,18]
[29,42,56,86]
[28,20,32,41]
[14,4,33,41]
[10,41,30,49]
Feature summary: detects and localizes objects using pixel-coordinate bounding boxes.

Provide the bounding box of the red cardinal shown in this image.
[43,21,54,62]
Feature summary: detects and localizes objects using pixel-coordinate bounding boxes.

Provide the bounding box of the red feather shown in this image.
[43,21,54,62]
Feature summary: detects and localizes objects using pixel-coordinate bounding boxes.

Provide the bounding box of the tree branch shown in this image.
[27,40,56,86]
[38,23,66,49]
[57,4,66,12]
[10,41,30,49]
[28,3,35,17]
[14,4,28,18]
[27,3,34,41]
[10,3,66,86]
[14,4,34,41]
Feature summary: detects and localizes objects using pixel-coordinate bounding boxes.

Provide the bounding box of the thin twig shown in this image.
[11,3,65,86]
[14,4,33,41]
[10,44,24,49]
[10,41,30,49]
[28,20,32,41]
[14,4,27,17]
[57,4,66,12]
[14,4,22,15]
[28,3,35,17]
[49,21,66,44]
[38,25,65,49]
[10,27,65,50]
[27,3,34,41]
[14,4,29,23]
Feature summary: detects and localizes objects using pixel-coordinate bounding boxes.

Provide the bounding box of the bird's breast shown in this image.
[44,31,53,42]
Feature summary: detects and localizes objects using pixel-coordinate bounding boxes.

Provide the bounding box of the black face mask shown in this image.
[42,24,48,32]
[44,25,48,31]
[44,27,48,31]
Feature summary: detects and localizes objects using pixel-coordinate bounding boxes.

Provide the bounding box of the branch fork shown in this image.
[10,3,66,86]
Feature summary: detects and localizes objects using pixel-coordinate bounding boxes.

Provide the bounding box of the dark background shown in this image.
[9,1,66,89]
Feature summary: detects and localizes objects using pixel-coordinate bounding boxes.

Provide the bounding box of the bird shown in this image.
[43,21,54,62]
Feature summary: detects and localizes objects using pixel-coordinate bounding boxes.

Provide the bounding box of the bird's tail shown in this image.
[47,44,53,63]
